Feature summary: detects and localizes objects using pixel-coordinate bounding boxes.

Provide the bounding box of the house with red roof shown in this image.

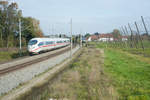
[98,34,114,42]
[87,33,128,42]
[87,35,99,41]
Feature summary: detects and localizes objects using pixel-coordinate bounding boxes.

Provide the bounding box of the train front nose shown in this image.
[28,45,38,54]
[28,45,33,52]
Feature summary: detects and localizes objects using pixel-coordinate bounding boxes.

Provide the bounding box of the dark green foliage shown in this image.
[94,32,99,35]
[21,17,36,43]
[11,51,29,58]
[112,29,121,40]
[0,50,28,62]
[84,33,90,38]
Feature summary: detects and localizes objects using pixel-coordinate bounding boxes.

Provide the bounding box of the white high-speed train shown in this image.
[28,38,70,54]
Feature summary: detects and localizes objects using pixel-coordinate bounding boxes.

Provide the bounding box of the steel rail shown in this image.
[0,46,75,76]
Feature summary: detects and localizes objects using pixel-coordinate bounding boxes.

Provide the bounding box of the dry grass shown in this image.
[18,47,117,100]
[45,48,117,100]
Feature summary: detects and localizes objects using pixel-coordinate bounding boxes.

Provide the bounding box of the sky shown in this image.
[12,0,150,35]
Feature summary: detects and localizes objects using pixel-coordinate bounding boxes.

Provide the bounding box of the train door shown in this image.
[43,41,47,51]
[37,42,44,52]
[49,41,55,50]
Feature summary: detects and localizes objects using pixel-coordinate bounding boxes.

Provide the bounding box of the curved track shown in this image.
[0,46,74,76]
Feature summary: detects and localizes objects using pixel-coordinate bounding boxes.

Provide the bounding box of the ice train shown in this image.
[28,38,70,54]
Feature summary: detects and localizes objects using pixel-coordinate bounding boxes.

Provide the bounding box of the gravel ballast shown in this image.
[0,46,80,96]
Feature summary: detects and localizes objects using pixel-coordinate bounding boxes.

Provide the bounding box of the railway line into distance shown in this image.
[0,46,75,77]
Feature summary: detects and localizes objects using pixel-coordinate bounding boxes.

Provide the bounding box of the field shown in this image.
[17,47,117,100]
[15,42,150,100]
[96,41,150,57]
[104,48,150,100]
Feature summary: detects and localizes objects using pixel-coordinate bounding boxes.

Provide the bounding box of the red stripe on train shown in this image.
[31,43,69,52]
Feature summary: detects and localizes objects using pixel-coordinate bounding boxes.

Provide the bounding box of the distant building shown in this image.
[121,36,128,41]
[44,35,59,38]
[98,34,114,42]
[87,35,99,41]
[87,33,128,42]
[87,37,91,41]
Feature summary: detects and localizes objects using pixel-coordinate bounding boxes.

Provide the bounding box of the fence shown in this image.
[102,16,150,57]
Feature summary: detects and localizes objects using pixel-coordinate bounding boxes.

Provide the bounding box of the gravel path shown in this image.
[0,46,80,96]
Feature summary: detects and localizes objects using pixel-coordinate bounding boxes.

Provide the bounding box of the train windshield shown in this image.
[28,40,38,45]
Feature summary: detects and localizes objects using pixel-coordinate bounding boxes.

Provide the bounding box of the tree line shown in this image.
[0,1,43,48]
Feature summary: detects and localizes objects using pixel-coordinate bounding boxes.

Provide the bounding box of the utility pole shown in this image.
[0,27,3,47]
[141,16,149,35]
[121,27,128,48]
[80,29,82,47]
[19,18,22,56]
[49,26,51,38]
[135,21,144,51]
[128,23,138,49]
[80,34,82,47]
[51,24,55,38]
[125,25,132,48]
[70,18,72,58]
[125,26,129,35]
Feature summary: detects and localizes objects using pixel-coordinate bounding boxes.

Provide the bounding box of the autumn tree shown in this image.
[21,17,43,44]
[0,1,19,47]
[0,1,43,47]
[112,29,121,41]
[85,33,90,38]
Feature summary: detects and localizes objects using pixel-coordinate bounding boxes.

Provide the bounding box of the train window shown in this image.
[46,42,48,45]
[38,42,44,46]
[50,41,54,44]
[46,41,54,45]
[57,41,61,43]
[29,40,38,45]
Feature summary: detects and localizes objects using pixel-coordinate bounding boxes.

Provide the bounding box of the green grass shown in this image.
[122,48,150,57]
[104,48,150,100]
[96,42,150,57]
[142,40,150,48]
[0,52,16,62]
[0,51,28,62]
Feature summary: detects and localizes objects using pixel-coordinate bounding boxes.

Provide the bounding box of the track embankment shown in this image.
[0,46,72,76]
[0,46,80,98]
[0,46,81,100]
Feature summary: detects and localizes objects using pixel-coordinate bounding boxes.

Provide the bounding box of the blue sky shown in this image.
[13,0,150,35]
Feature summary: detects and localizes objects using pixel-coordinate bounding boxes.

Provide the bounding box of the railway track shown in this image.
[0,46,75,76]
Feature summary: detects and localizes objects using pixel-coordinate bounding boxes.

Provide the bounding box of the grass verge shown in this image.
[96,42,150,57]
[0,51,28,63]
[17,48,117,100]
[104,48,150,100]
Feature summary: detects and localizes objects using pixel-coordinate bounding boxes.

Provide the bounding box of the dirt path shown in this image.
[17,47,117,100]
